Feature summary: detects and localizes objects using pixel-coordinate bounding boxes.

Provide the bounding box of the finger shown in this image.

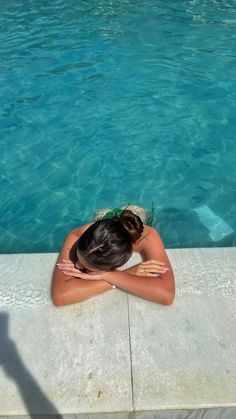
[142,260,166,266]
[57,262,74,267]
[141,265,169,272]
[138,271,160,277]
[137,269,152,277]
[139,266,169,274]
[140,261,166,266]
[57,264,74,270]
[62,270,73,276]
[150,268,169,274]
[140,266,167,272]
[57,263,73,267]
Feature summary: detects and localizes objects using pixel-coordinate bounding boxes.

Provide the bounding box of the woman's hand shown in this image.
[125,260,169,277]
[57,260,108,281]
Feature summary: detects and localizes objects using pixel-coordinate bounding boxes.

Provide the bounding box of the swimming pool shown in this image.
[0,0,235,253]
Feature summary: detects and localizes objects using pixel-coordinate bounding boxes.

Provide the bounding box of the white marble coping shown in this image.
[0,247,236,416]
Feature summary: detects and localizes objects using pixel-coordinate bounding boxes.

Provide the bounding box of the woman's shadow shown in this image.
[0,312,62,418]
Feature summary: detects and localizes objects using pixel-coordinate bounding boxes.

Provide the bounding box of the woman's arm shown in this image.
[104,226,175,305]
[51,226,114,306]
[53,225,175,306]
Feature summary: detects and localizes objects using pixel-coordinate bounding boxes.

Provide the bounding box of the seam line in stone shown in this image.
[127,293,134,410]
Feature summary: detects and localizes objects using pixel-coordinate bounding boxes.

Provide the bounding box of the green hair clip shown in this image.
[95,203,155,225]
[100,207,126,219]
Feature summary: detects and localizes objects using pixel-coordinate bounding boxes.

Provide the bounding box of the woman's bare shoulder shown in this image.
[133,225,158,251]
[57,223,93,264]
[133,225,170,264]
[70,223,93,238]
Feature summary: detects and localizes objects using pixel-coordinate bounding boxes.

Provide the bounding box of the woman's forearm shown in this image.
[52,277,114,306]
[104,270,175,305]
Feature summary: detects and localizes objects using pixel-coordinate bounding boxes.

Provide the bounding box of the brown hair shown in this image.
[75,210,144,271]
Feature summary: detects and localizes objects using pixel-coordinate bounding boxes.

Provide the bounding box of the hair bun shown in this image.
[120,210,144,243]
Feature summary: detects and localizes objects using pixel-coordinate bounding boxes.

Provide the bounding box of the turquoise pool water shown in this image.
[0,0,236,253]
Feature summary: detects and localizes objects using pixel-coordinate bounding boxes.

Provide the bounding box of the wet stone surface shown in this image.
[0,248,236,415]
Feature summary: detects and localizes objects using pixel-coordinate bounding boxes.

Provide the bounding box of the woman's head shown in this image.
[75,210,144,271]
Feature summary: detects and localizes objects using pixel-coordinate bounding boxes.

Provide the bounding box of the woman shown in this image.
[52,209,175,306]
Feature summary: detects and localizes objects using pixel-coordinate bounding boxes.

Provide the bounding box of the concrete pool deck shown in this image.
[0,248,236,417]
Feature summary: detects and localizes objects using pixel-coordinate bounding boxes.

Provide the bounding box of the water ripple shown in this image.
[0,0,236,252]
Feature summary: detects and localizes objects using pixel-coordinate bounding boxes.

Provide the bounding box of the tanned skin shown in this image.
[52,224,175,306]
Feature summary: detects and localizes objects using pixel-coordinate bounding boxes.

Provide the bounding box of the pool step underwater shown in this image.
[193,205,233,242]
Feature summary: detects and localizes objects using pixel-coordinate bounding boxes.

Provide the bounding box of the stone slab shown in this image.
[1,248,236,416]
[2,406,236,419]
[129,247,236,410]
[134,407,236,419]
[0,254,132,415]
